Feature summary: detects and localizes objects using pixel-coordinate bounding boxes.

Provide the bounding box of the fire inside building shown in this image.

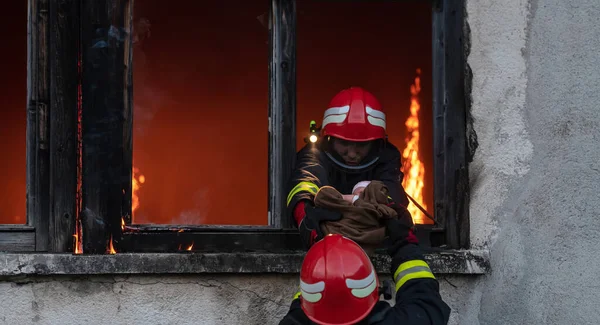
[1,0,435,253]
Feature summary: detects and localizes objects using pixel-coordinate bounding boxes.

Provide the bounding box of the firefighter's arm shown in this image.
[278,294,310,325]
[286,146,342,248]
[374,147,409,208]
[381,245,451,324]
[368,208,450,324]
[366,258,450,324]
[286,145,330,224]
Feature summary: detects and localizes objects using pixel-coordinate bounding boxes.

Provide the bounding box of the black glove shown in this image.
[382,204,417,256]
[298,202,343,249]
[382,204,423,273]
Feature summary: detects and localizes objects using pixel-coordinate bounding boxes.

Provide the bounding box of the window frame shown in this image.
[0,0,470,253]
[0,0,50,252]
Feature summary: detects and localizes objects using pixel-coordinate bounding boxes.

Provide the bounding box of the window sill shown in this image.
[0,249,489,276]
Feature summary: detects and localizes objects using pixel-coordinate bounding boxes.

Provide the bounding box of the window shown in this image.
[131,0,269,226]
[0,0,27,225]
[1,0,469,253]
[0,0,35,252]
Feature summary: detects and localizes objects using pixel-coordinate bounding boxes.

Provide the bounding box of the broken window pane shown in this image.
[0,1,27,224]
[296,1,434,224]
[132,0,269,225]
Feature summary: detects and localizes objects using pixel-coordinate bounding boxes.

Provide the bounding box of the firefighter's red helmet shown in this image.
[321,87,387,142]
[299,234,380,325]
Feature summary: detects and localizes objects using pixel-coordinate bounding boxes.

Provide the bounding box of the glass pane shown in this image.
[132,0,269,225]
[297,1,434,224]
[0,1,27,224]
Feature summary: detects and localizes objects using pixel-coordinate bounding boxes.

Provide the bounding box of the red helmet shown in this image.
[299,234,380,325]
[321,87,387,142]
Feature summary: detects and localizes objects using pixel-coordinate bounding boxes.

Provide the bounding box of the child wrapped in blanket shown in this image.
[315,180,399,255]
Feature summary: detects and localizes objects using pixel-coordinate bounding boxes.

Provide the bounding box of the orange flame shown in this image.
[73,218,83,254]
[186,241,194,251]
[74,55,84,254]
[132,166,145,222]
[121,217,125,231]
[73,233,82,254]
[401,69,431,224]
[107,234,117,254]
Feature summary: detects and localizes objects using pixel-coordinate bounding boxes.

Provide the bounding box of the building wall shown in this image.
[460,0,600,324]
[2,0,600,324]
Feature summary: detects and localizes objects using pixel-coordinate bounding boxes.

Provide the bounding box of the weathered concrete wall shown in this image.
[0,274,464,325]
[462,0,600,324]
[0,275,297,325]
[2,0,600,324]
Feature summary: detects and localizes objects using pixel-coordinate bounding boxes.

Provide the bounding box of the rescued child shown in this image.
[314,180,399,254]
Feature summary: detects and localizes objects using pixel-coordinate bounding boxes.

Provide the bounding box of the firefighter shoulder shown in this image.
[278,211,450,325]
[286,87,410,248]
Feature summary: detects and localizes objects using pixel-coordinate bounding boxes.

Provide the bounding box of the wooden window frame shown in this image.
[0,0,469,253]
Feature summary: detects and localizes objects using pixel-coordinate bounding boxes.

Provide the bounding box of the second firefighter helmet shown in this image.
[299,234,380,325]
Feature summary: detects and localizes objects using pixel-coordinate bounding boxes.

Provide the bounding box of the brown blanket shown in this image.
[316,181,398,254]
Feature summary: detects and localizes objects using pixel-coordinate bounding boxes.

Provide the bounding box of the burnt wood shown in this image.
[48,0,79,253]
[80,0,132,253]
[121,2,134,228]
[432,0,469,249]
[0,230,36,252]
[268,0,296,228]
[25,0,51,251]
[0,226,35,252]
[125,225,282,232]
[118,226,439,253]
[120,231,304,253]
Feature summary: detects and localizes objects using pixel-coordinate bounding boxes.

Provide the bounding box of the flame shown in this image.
[74,54,84,254]
[121,217,125,231]
[178,241,194,251]
[401,69,431,225]
[131,166,146,222]
[73,233,82,254]
[107,234,117,254]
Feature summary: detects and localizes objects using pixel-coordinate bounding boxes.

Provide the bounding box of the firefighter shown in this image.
[287,87,410,248]
[278,206,450,325]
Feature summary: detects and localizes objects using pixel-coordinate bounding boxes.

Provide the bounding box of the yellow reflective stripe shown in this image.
[395,271,436,291]
[393,260,435,291]
[286,182,319,206]
[393,260,429,279]
[293,291,301,300]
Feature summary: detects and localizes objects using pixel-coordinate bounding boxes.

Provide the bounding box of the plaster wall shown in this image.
[462,0,600,324]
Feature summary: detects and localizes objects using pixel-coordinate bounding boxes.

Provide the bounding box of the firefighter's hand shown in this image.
[382,204,418,256]
[298,203,342,249]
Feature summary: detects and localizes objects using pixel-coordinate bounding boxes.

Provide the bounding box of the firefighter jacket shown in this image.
[286,142,410,226]
[277,244,451,325]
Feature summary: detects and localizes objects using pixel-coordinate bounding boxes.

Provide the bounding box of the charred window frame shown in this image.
[0,0,469,253]
[431,0,471,249]
[0,0,51,252]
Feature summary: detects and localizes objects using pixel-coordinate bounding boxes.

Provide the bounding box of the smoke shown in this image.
[132,17,160,137]
[172,189,209,225]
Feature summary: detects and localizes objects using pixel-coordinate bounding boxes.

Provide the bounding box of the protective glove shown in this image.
[298,202,343,249]
[382,204,420,266]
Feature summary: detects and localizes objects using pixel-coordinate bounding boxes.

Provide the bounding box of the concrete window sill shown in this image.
[0,250,490,276]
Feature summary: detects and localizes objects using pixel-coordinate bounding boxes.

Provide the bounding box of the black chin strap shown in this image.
[325,152,380,171]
